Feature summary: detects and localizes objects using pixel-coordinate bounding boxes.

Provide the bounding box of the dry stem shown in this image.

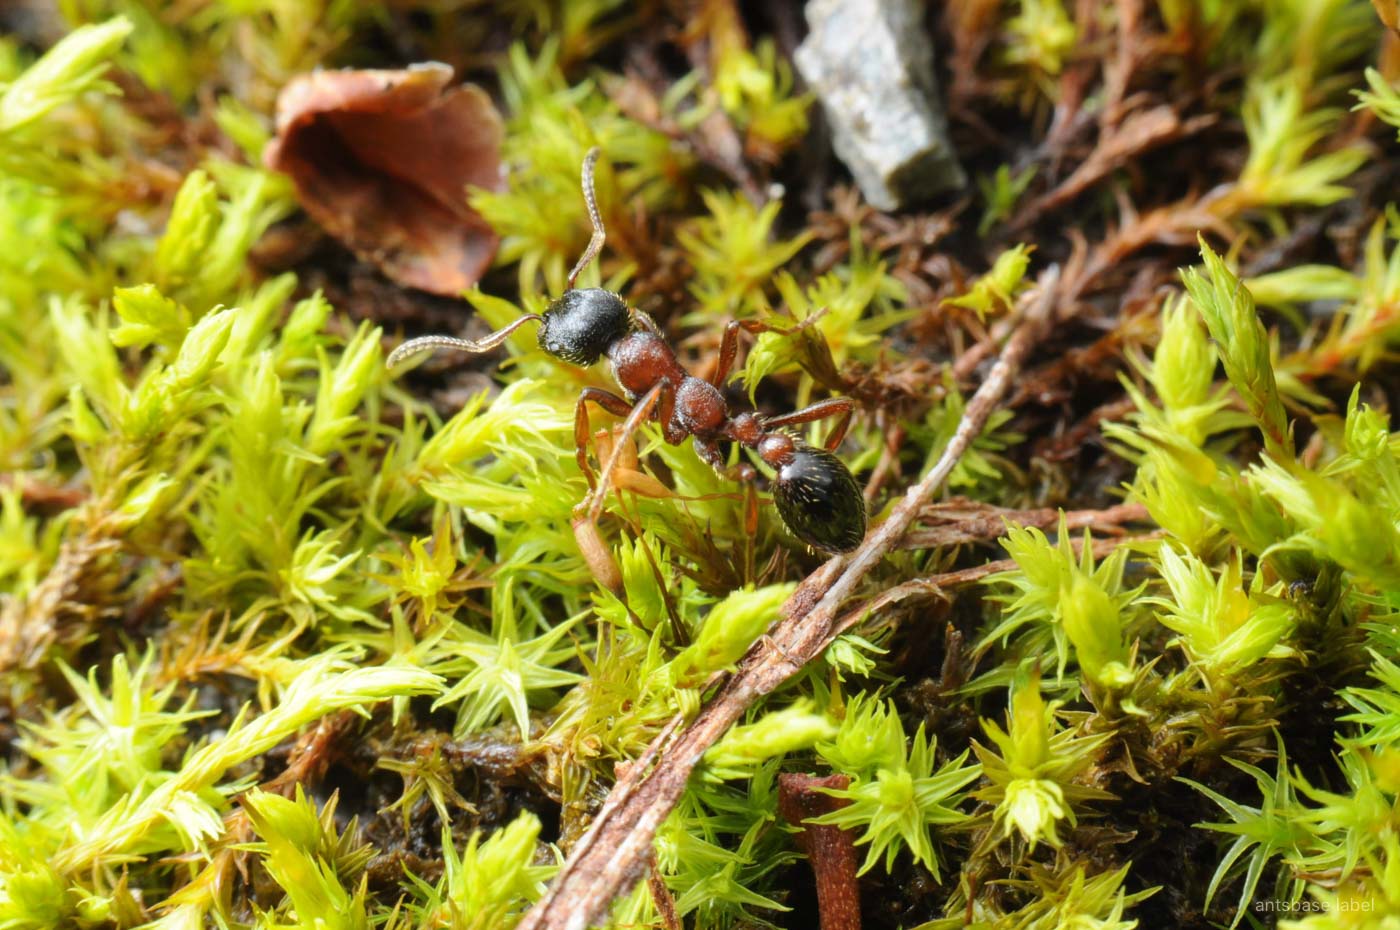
[778,773,861,930]
[900,500,1148,550]
[833,530,1166,640]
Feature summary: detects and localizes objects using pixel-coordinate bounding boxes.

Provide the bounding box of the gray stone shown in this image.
[795,0,966,211]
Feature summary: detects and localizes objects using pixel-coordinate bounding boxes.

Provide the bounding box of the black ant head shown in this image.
[772,443,866,553]
[388,149,636,372]
[537,288,631,366]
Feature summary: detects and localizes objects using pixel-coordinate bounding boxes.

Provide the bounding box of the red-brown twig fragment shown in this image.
[778,773,861,930]
[0,473,85,511]
[1011,107,1216,230]
[265,63,503,296]
[515,267,1062,930]
[258,709,358,797]
[646,862,683,930]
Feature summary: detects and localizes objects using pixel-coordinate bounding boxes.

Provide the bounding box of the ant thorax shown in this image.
[605,330,685,399]
[606,331,727,442]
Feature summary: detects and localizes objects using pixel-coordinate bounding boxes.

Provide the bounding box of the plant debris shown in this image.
[778,772,862,930]
[265,63,504,295]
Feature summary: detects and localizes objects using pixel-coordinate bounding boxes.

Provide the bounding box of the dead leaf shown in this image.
[1374,0,1400,33]
[265,62,504,296]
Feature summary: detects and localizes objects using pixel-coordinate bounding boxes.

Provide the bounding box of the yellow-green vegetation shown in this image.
[2,3,1400,930]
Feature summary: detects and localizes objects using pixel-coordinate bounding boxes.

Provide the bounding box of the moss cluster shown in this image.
[2,2,1400,930]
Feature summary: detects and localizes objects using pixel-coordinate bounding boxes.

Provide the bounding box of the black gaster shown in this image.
[537,288,631,366]
[773,444,866,553]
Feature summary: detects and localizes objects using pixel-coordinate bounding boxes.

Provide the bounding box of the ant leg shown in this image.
[585,380,672,523]
[574,388,634,488]
[711,319,794,388]
[694,437,757,483]
[574,381,671,597]
[762,397,854,450]
[695,437,759,581]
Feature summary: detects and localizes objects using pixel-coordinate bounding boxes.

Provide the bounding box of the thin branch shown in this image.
[0,472,86,510]
[832,530,1166,639]
[516,267,1063,930]
[900,500,1148,550]
[1009,107,1215,231]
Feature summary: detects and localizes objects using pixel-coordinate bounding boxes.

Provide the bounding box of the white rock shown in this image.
[795,0,965,210]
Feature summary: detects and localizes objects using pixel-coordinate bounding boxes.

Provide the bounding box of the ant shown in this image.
[389,148,866,586]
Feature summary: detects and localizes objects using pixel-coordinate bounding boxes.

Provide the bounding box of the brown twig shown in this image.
[1009,306,1159,408]
[258,709,358,797]
[1042,0,1104,158]
[646,858,683,930]
[899,500,1149,550]
[675,0,768,205]
[1038,395,1137,461]
[1010,107,1216,231]
[515,267,1062,930]
[778,773,861,930]
[833,530,1166,638]
[0,473,86,510]
[942,0,1004,139]
[1061,189,1233,304]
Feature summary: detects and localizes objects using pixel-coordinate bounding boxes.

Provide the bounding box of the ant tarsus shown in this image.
[389,147,868,590]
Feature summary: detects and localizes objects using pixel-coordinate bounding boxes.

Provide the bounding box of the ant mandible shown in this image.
[388,148,867,577]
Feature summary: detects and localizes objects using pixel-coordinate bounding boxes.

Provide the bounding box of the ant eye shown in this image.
[538,288,630,365]
[773,445,866,553]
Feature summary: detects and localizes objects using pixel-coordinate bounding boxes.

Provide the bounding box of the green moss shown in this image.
[4,3,1400,930]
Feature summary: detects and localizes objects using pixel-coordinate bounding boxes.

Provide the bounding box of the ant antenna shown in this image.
[386,314,542,369]
[388,147,606,371]
[566,147,605,291]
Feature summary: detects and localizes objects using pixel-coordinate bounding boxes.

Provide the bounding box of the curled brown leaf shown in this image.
[265,63,504,296]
